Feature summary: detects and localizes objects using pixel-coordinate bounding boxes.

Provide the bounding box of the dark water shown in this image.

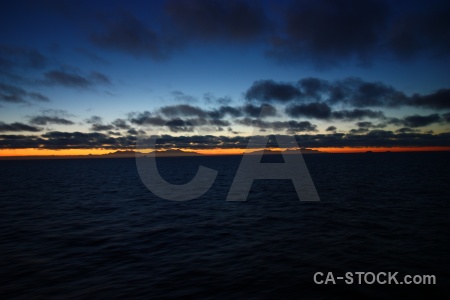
[1,152,449,299]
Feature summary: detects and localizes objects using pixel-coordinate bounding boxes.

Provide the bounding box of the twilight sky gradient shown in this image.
[1,0,450,155]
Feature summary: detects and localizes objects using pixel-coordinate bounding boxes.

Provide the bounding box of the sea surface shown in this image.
[0,152,449,299]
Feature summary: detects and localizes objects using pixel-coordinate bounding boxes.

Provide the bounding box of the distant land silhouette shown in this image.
[0,148,325,160]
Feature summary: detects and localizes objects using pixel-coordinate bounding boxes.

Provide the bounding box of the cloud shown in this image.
[388,2,450,60]
[90,124,115,131]
[396,113,441,128]
[112,118,131,130]
[242,104,277,118]
[0,45,47,72]
[268,0,389,66]
[43,70,111,88]
[443,113,450,123]
[171,90,197,103]
[129,112,165,126]
[298,78,330,100]
[332,109,385,120]
[236,118,317,133]
[211,106,241,118]
[37,131,135,149]
[127,128,145,135]
[44,70,90,87]
[0,122,42,132]
[28,92,49,102]
[160,104,207,118]
[0,82,49,103]
[89,71,111,85]
[158,103,274,119]
[29,116,74,125]
[165,0,269,43]
[325,126,337,132]
[387,114,441,128]
[90,12,175,60]
[349,128,369,134]
[286,102,385,121]
[355,121,386,129]
[395,128,420,134]
[409,89,450,109]
[245,77,409,108]
[76,48,109,64]
[2,131,450,150]
[203,93,232,105]
[85,115,103,124]
[285,102,331,119]
[245,80,301,103]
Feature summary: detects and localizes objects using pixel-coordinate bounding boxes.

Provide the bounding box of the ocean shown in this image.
[0,152,449,299]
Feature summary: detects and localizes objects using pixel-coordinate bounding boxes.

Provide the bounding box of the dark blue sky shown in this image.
[1,0,450,153]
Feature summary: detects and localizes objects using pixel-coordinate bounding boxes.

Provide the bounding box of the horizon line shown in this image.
[1,146,450,160]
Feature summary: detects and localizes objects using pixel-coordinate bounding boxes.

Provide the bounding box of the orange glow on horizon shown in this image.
[1,146,450,157]
[0,148,113,157]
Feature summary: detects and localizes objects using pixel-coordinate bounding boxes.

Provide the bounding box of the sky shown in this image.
[1,0,450,155]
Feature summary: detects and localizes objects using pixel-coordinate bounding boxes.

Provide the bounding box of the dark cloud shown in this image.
[0,82,27,103]
[128,111,150,125]
[245,80,301,103]
[246,77,409,108]
[89,71,111,85]
[401,114,441,128]
[127,128,145,135]
[0,45,47,72]
[212,106,241,119]
[129,112,166,126]
[388,2,450,60]
[165,0,269,43]
[331,109,385,120]
[203,93,232,105]
[171,90,197,103]
[388,114,442,128]
[395,127,420,134]
[2,131,450,150]
[349,128,369,134]
[112,118,131,130]
[325,126,337,132]
[160,104,207,118]
[44,70,90,87]
[159,104,274,120]
[341,79,408,107]
[242,104,276,118]
[0,82,49,103]
[29,116,74,126]
[286,102,331,119]
[91,124,115,132]
[128,110,229,132]
[37,131,135,149]
[298,78,329,100]
[286,101,385,121]
[85,115,103,124]
[44,70,111,88]
[443,113,450,123]
[90,12,175,60]
[0,122,42,132]
[268,0,389,66]
[165,118,194,133]
[409,89,450,109]
[355,121,386,129]
[28,92,49,102]
[108,131,122,136]
[236,118,317,133]
[76,48,109,64]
